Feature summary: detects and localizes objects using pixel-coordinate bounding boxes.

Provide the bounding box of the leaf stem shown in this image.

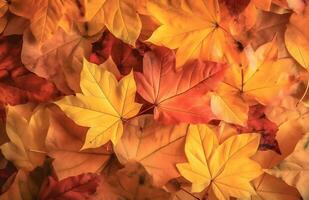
[123,104,155,122]
[180,187,200,200]
[204,185,211,200]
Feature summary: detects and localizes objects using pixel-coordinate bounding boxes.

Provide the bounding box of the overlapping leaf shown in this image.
[0,104,48,171]
[248,173,301,200]
[21,28,96,93]
[177,124,262,199]
[115,115,188,186]
[285,5,309,69]
[56,59,142,149]
[268,132,309,199]
[135,47,227,124]
[0,0,308,199]
[223,39,293,105]
[0,35,59,105]
[46,105,111,180]
[147,0,231,67]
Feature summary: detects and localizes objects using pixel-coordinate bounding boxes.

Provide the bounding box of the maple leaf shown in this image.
[115,115,188,186]
[285,5,309,69]
[0,104,49,171]
[0,0,308,198]
[55,59,142,149]
[103,0,142,46]
[220,38,293,107]
[0,0,68,42]
[176,124,263,199]
[39,173,100,200]
[46,105,111,180]
[93,162,171,200]
[84,0,142,45]
[134,47,227,124]
[248,173,301,200]
[267,132,309,200]
[21,28,96,94]
[146,0,232,67]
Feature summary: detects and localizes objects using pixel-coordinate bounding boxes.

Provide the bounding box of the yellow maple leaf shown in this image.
[55,59,142,149]
[227,40,293,104]
[177,124,262,200]
[103,0,141,46]
[210,39,293,127]
[0,104,49,171]
[84,0,141,45]
[146,0,228,67]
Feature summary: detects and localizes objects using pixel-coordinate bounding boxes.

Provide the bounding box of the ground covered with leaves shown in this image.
[0,0,309,200]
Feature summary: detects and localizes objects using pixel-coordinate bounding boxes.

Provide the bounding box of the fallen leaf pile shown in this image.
[0,0,309,199]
